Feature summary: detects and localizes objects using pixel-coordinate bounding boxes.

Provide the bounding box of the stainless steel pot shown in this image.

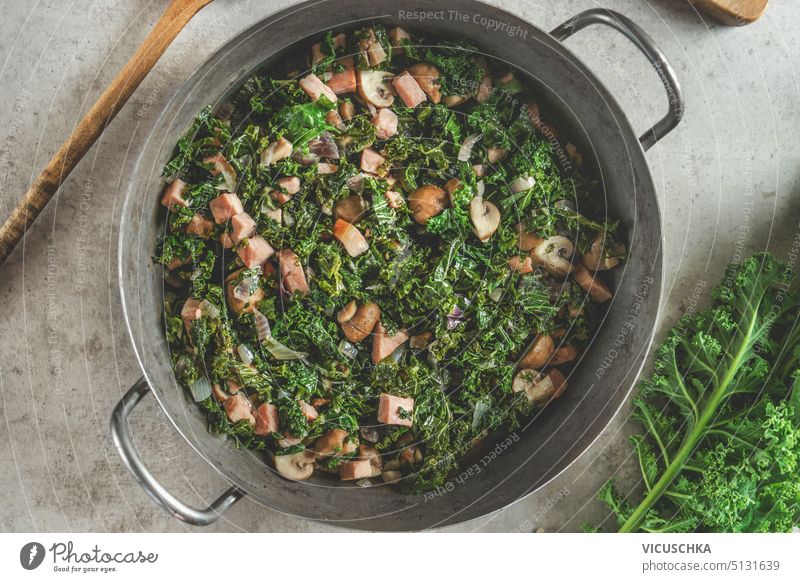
[112,0,683,530]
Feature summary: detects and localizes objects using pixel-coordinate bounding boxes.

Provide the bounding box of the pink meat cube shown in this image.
[392,71,427,108]
[339,459,374,481]
[219,232,235,249]
[209,193,244,224]
[185,214,213,239]
[180,298,203,332]
[371,322,409,363]
[261,137,294,166]
[372,108,398,140]
[360,148,385,174]
[231,213,256,243]
[160,179,189,212]
[255,403,280,436]
[277,176,301,195]
[377,393,414,427]
[299,401,318,422]
[277,249,310,297]
[224,394,255,427]
[299,73,338,103]
[238,236,275,268]
[332,219,369,257]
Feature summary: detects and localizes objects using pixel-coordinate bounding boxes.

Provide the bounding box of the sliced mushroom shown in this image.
[551,345,577,365]
[573,264,614,303]
[333,194,367,224]
[274,450,316,481]
[408,63,441,104]
[443,178,461,204]
[341,302,381,342]
[337,299,358,324]
[408,185,448,224]
[519,335,555,369]
[409,331,432,350]
[339,99,356,122]
[532,235,575,278]
[314,428,358,456]
[469,196,501,242]
[357,69,395,108]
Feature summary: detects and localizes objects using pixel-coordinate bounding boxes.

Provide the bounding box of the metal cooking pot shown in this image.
[111,0,683,530]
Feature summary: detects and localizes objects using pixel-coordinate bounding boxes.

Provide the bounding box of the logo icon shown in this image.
[20,542,46,570]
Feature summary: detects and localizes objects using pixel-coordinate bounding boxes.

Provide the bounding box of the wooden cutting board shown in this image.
[690,0,769,25]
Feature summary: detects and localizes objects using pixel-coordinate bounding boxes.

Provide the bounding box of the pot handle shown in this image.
[110,376,244,526]
[551,9,684,151]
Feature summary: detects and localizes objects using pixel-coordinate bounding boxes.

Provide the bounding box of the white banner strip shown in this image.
[1,533,798,581]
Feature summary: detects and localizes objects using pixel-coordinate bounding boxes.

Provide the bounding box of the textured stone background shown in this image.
[1,0,798,532]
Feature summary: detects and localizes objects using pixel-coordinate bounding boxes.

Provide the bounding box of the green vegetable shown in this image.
[599,253,800,532]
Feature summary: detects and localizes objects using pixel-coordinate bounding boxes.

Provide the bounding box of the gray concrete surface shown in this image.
[1,0,799,532]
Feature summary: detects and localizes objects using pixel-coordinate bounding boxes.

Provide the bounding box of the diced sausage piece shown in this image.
[372,108,398,140]
[384,190,404,209]
[209,193,244,224]
[299,73,338,103]
[317,163,339,174]
[371,322,409,363]
[377,393,414,427]
[509,255,533,274]
[238,236,275,268]
[167,256,190,270]
[161,179,189,212]
[254,403,280,435]
[185,214,214,239]
[299,400,318,422]
[388,27,411,56]
[180,298,203,332]
[231,213,256,243]
[277,249,310,297]
[271,190,292,206]
[261,137,294,166]
[224,394,255,427]
[392,71,427,108]
[333,219,369,257]
[277,176,301,195]
[573,264,613,303]
[265,208,282,224]
[326,56,357,94]
[212,383,229,403]
[360,148,385,174]
[219,232,235,249]
[339,459,374,481]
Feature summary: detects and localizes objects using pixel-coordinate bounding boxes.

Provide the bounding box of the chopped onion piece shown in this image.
[489,287,504,303]
[233,276,257,301]
[511,175,536,194]
[237,343,254,365]
[263,336,308,360]
[477,179,485,197]
[356,479,372,488]
[253,308,271,341]
[199,299,220,318]
[338,339,358,359]
[472,400,491,430]
[189,376,212,402]
[458,133,482,162]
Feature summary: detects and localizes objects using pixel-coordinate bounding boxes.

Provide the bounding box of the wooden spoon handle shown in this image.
[0,0,211,265]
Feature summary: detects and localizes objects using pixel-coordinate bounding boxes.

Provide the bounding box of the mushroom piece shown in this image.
[274,450,316,481]
[339,99,356,122]
[357,69,395,108]
[519,335,555,369]
[337,299,358,324]
[314,428,358,456]
[409,331,432,350]
[408,185,448,224]
[333,194,366,223]
[357,444,383,477]
[573,264,614,303]
[582,233,622,271]
[333,218,369,257]
[443,178,461,204]
[551,345,577,365]
[225,269,265,315]
[469,196,501,242]
[340,302,381,342]
[382,470,402,483]
[442,94,468,107]
[512,369,567,406]
[508,255,534,274]
[408,63,441,104]
[532,235,575,278]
